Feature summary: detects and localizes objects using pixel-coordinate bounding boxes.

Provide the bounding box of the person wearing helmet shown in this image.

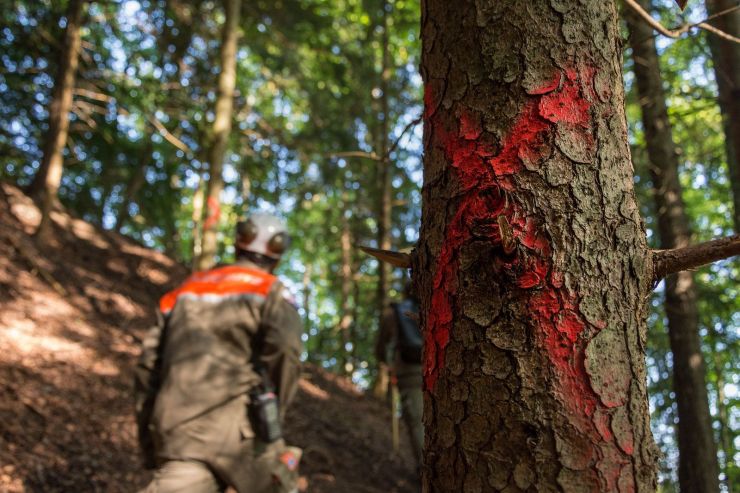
[135,213,303,493]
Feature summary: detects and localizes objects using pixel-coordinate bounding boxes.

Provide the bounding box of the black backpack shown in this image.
[392,299,422,364]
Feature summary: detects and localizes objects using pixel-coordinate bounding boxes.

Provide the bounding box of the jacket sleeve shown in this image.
[133,311,166,468]
[259,285,303,421]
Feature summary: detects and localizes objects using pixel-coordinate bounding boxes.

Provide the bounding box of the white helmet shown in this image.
[236,213,291,260]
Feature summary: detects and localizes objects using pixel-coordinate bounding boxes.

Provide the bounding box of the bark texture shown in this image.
[30,0,86,242]
[418,1,658,490]
[198,0,241,270]
[706,0,740,231]
[625,2,720,491]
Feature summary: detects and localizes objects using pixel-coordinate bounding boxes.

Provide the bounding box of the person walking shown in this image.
[135,213,303,493]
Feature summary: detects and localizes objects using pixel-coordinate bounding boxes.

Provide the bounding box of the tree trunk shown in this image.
[711,349,732,493]
[417,1,658,490]
[30,0,86,243]
[191,171,205,270]
[625,3,720,492]
[706,0,740,232]
[197,0,241,270]
[373,0,393,398]
[339,190,354,375]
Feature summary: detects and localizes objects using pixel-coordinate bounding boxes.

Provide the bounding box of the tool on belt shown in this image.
[249,368,282,443]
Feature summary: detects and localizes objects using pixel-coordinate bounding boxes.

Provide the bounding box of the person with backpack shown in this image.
[134,213,303,493]
[375,281,423,468]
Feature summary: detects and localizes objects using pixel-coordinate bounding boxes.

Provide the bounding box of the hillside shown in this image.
[0,183,418,493]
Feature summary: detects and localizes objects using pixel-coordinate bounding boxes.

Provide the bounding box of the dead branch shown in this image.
[326,151,382,161]
[624,0,740,43]
[652,234,740,282]
[147,115,193,156]
[386,113,422,158]
[358,245,412,268]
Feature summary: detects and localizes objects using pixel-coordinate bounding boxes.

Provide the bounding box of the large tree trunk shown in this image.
[706,0,740,231]
[30,0,86,243]
[417,0,658,490]
[197,0,241,270]
[625,3,720,492]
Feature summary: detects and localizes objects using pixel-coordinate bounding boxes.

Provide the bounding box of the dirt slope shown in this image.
[0,183,417,493]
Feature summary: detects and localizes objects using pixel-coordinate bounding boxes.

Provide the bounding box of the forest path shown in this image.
[0,182,417,493]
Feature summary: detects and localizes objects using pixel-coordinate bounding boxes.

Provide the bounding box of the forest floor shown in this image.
[0,182,418,493]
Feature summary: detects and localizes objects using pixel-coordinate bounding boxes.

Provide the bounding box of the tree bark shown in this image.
[418,1,658,490]
[197,0,241,270]
[706,0,740,232]
[30,0,86,243]
[625,2,720,491]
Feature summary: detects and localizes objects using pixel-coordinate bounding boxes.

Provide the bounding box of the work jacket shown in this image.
[134,259,302,466]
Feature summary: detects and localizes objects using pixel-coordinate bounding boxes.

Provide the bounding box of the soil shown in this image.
[0,182,418,493]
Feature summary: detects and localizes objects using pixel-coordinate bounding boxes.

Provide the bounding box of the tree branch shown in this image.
[147,115,193,157]
[624,0,740,43]
[652,235,740,282]
[325,151,381,161]
[386,113,422,158]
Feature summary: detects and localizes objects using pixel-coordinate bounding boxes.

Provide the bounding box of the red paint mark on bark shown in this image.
[539,69,591,127]
[424,67,633,470]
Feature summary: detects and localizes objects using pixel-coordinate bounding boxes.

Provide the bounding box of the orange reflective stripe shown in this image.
[159,265,276,314]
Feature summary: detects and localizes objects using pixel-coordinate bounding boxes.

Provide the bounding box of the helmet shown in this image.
[235,213,291,260]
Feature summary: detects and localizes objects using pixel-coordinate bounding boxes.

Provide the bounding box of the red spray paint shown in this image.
[424,67,633,483]
[204,196,221,229]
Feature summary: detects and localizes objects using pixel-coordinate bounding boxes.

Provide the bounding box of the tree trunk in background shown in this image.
[706,0,740,232]
[197,0,241,270]
[191,172,205,270]
[373,0,393,397]
[418,0,658,489]
[711,348,733,493]
[339,190,354,375]
[30,0,86,243]
[625,3,720,492]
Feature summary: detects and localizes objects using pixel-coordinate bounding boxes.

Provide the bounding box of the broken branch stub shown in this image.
[359,245,412,269]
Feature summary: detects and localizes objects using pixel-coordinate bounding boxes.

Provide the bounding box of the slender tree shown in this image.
[706,0,740,231]
[373,0,395,397]
[376,0,393,328]
[29,0,86,242]
[339,188,354,375]
[197,0,241,270]
[625,1,720,490]
[415,0,740,490]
